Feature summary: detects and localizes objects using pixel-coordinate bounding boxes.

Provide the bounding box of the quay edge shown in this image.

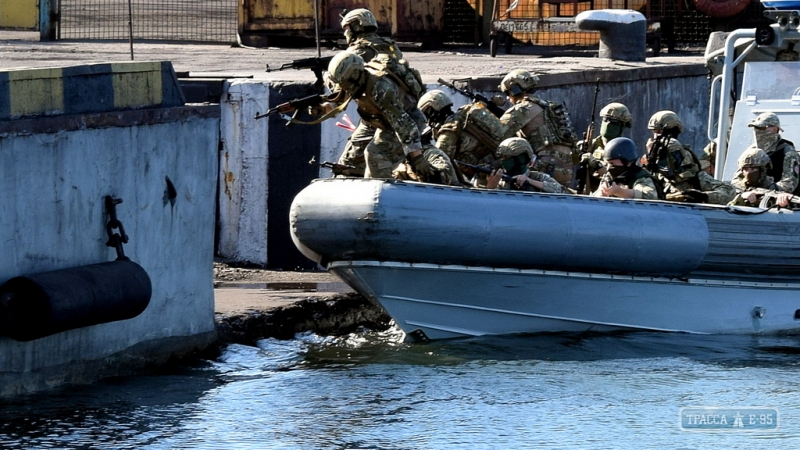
[0,62,219,397]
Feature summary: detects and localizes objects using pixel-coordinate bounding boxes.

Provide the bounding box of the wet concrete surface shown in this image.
[212,261,391,346]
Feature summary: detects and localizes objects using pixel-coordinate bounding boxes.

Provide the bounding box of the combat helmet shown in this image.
[499,70,539,97]
[327,51,365,90]
[738,147,772,168]
[496,137,535,160]
[340,9,378,32]
[603,137,639,164]
[417,90,454,116]
[647,110,684,133]
[600,103,632,127]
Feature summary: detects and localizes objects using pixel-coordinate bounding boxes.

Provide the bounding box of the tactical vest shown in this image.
[365,56,425,100]
[353,74,391,130]
[351,35,404,63]
[530,97,578,149]
[767,139,793,183]
[616,167,665,200]
[440,103,503,160]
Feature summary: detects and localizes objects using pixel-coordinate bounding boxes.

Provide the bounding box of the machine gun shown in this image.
[437,78,506,118]
[266,56,333,91]
[455,160,516,184]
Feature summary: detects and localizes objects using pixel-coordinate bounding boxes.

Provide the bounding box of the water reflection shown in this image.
[2,328,800,449]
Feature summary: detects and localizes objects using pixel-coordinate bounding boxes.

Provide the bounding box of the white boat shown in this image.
[290,7,800,341]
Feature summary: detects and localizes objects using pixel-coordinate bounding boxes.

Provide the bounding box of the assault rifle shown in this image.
[455,160,516,184]
[580,78,601,194]
[254,93,324,121]
[266,56,333,91]
[748,188,800,209]
[309,157,359,177]
[437,78,506,118]
[254,90,344,125]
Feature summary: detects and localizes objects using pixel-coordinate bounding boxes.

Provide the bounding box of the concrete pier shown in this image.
[0,31,709,393]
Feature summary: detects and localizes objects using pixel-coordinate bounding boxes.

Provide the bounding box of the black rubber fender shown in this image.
[0,260,152,341]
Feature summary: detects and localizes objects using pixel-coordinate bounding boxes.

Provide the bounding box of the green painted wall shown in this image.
[0,0,38,29]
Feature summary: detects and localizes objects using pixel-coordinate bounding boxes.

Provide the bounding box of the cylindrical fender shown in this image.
[0,260,152,341]
[693,0,751,19]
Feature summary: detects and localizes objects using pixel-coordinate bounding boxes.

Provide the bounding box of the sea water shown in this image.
[2,327,800,449]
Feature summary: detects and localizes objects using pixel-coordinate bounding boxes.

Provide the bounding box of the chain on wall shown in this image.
[59,0,237,43]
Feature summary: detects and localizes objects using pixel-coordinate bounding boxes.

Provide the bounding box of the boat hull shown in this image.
[289,178,800,340]
[331,261,800,340]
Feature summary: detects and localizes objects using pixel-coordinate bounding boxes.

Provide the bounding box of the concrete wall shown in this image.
[216,63,710,269]
[0,106,220,396]
[462,64,711,156]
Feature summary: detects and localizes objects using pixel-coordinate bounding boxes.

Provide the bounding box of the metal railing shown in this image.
[58,0,237,43]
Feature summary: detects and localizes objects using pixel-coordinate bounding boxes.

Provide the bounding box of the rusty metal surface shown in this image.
[239,0,444,43]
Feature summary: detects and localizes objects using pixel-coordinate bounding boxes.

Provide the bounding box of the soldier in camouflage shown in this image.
[728,147,780,206]
[334,8,426,177]
[417,90,505,185]
[391,145,460,185]
[746,112,800,194]
[498,70,576,187]
[486,138,567,193]
[575,102,633,194]
[326,51,457,184]
[644,111,735,204]
[592,137,660,200]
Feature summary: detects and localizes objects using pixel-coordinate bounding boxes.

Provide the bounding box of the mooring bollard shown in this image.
[576,10,647,62]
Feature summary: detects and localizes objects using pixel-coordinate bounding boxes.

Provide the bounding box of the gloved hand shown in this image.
[409,152,436,177]
[308,102,335,116]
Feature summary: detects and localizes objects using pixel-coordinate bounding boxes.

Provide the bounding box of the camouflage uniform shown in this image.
[489,137,565,193]
[498,170,567,193]
[576,103,632,193]
[591,167,659,200]
[729,147,779,206]
[728,175,778,206]
[648,137,736,204]
[590,137,660,200]
[747,112,800,194]
[500,95,575,186]
[749,140,799,194]
[392,145,460,185]
[435,102,504,165]
[335,34,405,177]
[327,51,455,182]
[575,135,609,194]
[335,10,425,178]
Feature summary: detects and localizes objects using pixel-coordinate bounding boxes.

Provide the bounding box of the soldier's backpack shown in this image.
[366,55,426,100]
[531,98,578,148]
[453,103,504,158]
